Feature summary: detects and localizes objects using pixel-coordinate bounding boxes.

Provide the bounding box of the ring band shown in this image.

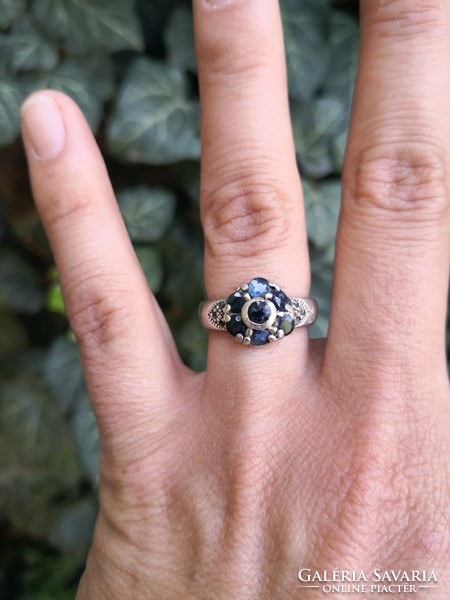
[199,277,318,347]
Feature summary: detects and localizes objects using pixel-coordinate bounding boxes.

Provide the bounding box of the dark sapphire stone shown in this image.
[278,313,295,336]
[227,292,246,314]
[248,277,270,298]
[247,300,271,325]
[251,330,270,346]
[226,314,247,337]
[271,290,290,311]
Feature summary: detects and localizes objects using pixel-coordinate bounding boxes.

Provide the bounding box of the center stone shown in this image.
[242,297,277,330]
[247,300,271,324]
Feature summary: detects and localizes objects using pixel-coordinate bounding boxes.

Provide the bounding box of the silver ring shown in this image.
[199,277,318,347]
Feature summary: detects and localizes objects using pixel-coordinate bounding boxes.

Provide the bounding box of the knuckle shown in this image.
[39,184,93,231]
[67,272,139,352]
[344,143,449,220]
[202,174,299,258]
[369,0,446,38]
[199,24,271,83]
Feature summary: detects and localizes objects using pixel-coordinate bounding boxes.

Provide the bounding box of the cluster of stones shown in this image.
[223,277,295,346]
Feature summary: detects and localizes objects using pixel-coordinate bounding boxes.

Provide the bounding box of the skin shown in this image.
[20,0,450,598]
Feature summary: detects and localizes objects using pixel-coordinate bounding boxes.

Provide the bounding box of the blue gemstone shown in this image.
[247,300,271,325]
[271,290,290,311]
[227,292,246,314]
[251,330,270,346]
[226,314,247,337]
[248,277,270,298]
[278,313,295,336]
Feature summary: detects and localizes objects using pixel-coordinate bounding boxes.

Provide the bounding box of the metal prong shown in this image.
[268,326,277,334]
[277,330,285,340]
[236,334,244,342]
[277,311,284,317]
[243,337,251,345]
[265,292,273,300]
[245,328,252,337]
[224,304,231,313]
[268,335,277,343]
[224,315,231,323]
[243,293,251,301]
[269,282,280,291]
[240,283,249,292]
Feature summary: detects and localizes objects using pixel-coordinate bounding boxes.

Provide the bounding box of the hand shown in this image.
[20,0,450,598]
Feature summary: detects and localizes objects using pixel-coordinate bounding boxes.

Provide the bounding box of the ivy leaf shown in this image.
[0,0,25,30]
[106,58,201,164]
[118,186,176,243]
[0,250,45,313]
[310,263,333,338]
[49,499,97,559]
[68,53,116,102]
[31,0,144,53]
[0,17,58,72]
[0,309,28,362]
[165,5,197,73]
[44,336,85,417]
[71,392,99,486]
[323,11,359,112]
[0,78,24,145]
[281,0,330,100]
[303,178,341,248]
[22,61,102,132]
[292,95,348,178]
[135,246,164,293]
[0,381,81,538]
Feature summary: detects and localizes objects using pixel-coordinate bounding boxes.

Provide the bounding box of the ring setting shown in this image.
[199,277,318,347]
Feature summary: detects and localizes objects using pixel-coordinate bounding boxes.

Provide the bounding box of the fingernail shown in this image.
[21,94,66,160]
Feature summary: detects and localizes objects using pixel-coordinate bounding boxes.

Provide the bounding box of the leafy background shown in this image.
[0,0,443,598]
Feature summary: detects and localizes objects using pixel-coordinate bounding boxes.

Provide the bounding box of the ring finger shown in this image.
[193,0,311,374]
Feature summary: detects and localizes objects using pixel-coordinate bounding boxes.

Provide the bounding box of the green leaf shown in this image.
[0,381,81,538]
[0,17,58,73]
[303,178,341,248]
[44,336,84,417]
[0,309,28,362]
[292,95,348,178]
[173,317,207,372]
[0,250,45,313]
[118,186,176,243]
[0,0,25,29]
[31,0,144,53]
[68,53,116,102]
[22,61,103,132]
[0,78,24,145]
[323,11,359,112]
[281,0,330,100]
[106,57,201,164]
[71,392,99,486]
[310,263,333,338]
[135,246,164,293]
[46,281,66,315]
[165,5,197,73]
[49,499,97,559]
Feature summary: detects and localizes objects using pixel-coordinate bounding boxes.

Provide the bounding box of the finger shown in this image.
[193,0,311,368]
[326,1,450,387]
[21,91,190,458]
